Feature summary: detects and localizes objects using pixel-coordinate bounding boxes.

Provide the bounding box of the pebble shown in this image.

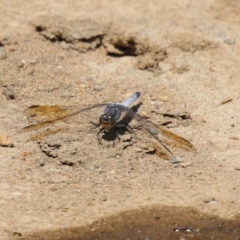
[85,76,93,81]
[121,134,132,142]
[158,62,171,72]
[140,111,150,119]
[29,59,38,65]
[136,143,149,150]
[132,147,143,153]
[56,65,64,71]
[203,197,216,204]
[27,68,35,76]
[0,135,14,147]
[79,76,94,81]
[3,88,15,100]
[61,41,70,50]
[159,95,170,101]
[229,136,239,140]
[0,47,7,59]
[170,157,181,164]
[181,162,192,168]
[35,159,45,167]
[224,38,235,45]
[72,33,80,39]
[16,61,24,68]
[93,85,103,91]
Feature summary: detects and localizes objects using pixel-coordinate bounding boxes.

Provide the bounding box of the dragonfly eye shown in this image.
[99,114,115,130]
[100,114,112,122]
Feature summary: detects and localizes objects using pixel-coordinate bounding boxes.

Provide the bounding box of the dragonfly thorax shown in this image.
[99,114,116,130]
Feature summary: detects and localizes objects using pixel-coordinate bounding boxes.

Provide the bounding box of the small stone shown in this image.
[79,76,94,81]
[158,62,171,72]
[181,162,192,168]
[85,76,93,81]
[132,147,143,153]
[224,38,235,45]
[61,41,70,50]
[29,59,38,65]
[0,47,7,59]
[35,159,45,167]
[159,95,170,101]
[3,88,15,99]
[27,68,35,76]
[16,61,24,68]
[203,197,216,204]
[229,136,239,140]
[0,135,14,147]
[9,46,17,52]
[104,43,124,55]
[170,157,181,164]
[121,134,132,142]
[151,96,157,101]
[93,85,103,91]
[140,111,150,119]
[72,33,80,39]
[136,143,149,150]
[56,65,64,71]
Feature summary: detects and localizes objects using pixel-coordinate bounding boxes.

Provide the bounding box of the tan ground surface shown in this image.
[1,0,240,238]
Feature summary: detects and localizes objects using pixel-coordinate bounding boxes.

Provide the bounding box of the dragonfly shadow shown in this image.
[100,102,143,142]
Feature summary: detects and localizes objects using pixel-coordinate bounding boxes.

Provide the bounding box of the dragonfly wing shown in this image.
[23,105,69,119]
[151,141,176,161]
[118,105,196,153]
[26,128,66,142]
[156,124,196,152]
[21,103,107,132]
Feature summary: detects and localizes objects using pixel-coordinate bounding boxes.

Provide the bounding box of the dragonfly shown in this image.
[21,92,196,161]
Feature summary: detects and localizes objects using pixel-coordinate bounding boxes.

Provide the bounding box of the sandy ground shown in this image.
[1,0,240,239]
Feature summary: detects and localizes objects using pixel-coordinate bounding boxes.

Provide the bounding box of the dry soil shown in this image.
[1,0,240,239]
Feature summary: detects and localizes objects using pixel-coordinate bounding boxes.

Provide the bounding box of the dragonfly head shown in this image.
[99,114,116,130]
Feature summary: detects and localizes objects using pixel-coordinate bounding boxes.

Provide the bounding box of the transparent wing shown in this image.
[118,104,196,154]
[20,103,107,132]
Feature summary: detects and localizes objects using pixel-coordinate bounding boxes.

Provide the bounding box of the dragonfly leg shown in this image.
[126,126,137,141]
[97,127,104,144]
[114,122,137,140]
[114,130,121,142]
[107,130,120,147]
[90,121,100,131]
